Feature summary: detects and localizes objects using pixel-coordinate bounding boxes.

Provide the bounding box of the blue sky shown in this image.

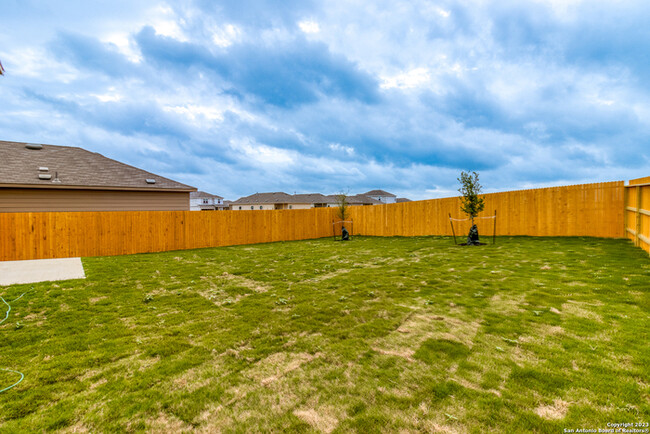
[1,0,649,200]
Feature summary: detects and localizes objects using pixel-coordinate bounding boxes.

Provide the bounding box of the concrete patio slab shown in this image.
[0,258,86,286]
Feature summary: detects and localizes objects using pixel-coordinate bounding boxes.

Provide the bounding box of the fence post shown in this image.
[635,186,642,247]
[623,185,630,238]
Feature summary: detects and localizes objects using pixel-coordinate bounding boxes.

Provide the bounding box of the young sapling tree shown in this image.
[458,171,485,245]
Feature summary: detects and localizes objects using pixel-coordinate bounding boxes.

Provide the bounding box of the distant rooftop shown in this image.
[232,192,381,205]
[191,191,224,199]
[364,189,396,197]
[0,140,195,192]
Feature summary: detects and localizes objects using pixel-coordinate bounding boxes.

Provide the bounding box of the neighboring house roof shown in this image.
[231,192,331,205]
[363,189,396,197]
[0,140,196,192]
[396,198,412,203]
[191,191,224,199]
[232,192,382,206]
[325,194,381,205]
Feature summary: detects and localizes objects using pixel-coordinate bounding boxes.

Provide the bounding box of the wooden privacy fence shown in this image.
[349,181,625,239]
[624,176,650,254]
[0,207,338,261]
[0,179,644,262]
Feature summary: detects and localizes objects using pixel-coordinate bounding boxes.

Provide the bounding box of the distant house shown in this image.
[0,140,196,212]
[363,190,397,204]
[396,198,412,203]
[190,191,225,211]
[230,192,380,210]
[337,194,381,206]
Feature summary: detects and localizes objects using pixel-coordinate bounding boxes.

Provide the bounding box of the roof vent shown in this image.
[52,171,61,184]
[146,179,156,184]
[38,167,49,172]
[25,143,43,150]
[39,174,52,180]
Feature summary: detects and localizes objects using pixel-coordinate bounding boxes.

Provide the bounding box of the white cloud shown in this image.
[148,5,188,41]
[211,24,241,47]
[298,20,321,34]
[230,139,296,167]
[101,33,142,63]
[329,143,354,155]
[380,67,430,90]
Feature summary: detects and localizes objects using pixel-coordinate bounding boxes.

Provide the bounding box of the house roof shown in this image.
[0,140,196,192]
[191,190,223,199]
[232,192,382,205]
[231,192,332,205]
[364,189,396,197]
[325,194,381,205]
[396,198,412,203]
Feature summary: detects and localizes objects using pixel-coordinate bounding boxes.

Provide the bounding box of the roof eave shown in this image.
[0,183,196,192]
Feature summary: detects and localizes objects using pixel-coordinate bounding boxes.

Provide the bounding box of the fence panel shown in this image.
[625,177,650,254]
[0,180,636,261]
[348,181,625,239]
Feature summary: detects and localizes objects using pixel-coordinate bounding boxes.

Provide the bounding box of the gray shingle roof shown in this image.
[231,192,331,205]
[191,191,224,199]
[232,192,382,205]
[364,189,396,197]
[0,140,195,191]
[396,197,412,203]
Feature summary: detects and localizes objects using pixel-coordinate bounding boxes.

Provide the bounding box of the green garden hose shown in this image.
[1,293,26,394]
[0,368,24,393]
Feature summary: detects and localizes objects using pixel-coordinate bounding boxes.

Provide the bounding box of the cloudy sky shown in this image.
[1,0,649,200]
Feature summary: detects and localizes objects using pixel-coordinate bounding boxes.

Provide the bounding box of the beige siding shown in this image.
[0,188,190,212]
[230,203,314,210]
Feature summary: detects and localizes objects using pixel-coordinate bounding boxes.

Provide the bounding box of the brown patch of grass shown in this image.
[372,347,415,362]
[489,293,527,315]
[561,301,603,323]
[534,399,569,420]
[308,269,351,282]
[89,378,107,390]
[293,407,340,433]
[218,272,270,293]
[60,423,90,433]
[450,376,501,397]
[89,296,107,304]
[246,352,320,386]
[146,412,194,433]
[372,311,480,365]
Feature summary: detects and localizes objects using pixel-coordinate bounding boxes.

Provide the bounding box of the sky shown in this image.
[1,0,649,201]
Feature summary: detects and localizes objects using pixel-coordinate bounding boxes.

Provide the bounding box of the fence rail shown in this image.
[624,177,650,254]
[0,179,645,262]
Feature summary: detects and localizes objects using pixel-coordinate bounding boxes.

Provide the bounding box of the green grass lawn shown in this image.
[1,236,649,432]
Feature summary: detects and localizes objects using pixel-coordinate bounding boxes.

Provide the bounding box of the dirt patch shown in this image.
[89,378,107,390]
[372,347,415,362]
[293,407,339,433]
[561,302,603,323]
[89,296,107,304]
[490,293,527,315]
[308,269,351,282]
[215,272,270,293]
[535,399,569,420]
[60,423,91,433]
[246,352,320,386]
[372,312,480,364]
[450,377,501,397]
[146,412,194,433]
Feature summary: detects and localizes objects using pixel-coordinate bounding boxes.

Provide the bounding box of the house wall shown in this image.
[368,195,396,204]
[230,203,313,210]
[0,188,190,212]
